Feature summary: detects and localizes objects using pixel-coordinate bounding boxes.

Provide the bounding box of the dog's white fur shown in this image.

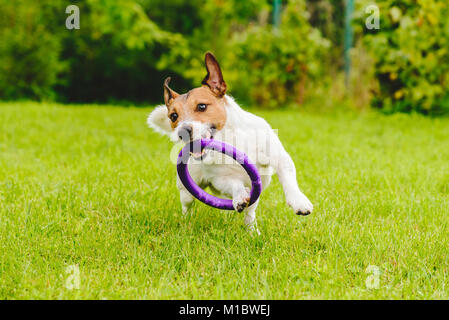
[147,95,313,233]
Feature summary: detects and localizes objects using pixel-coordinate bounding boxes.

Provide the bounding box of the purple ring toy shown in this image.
[176,139,262,210]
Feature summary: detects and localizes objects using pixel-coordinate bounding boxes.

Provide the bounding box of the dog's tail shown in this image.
[147,105,172,136]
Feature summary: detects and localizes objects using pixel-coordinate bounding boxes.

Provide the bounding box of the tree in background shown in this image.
[354,0,449,115]
[226,0,330,108]
[148,0,269,92]
[152,0,330,108]
[57,0,184,103]
[0,0,330,106]
[0,1,63,100]
[307,0,345,70]
[1,0,448,115]
[0,0,184,103]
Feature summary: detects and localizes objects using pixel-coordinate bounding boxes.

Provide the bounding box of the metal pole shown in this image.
[273,0,281,28]
[344,0,354,90]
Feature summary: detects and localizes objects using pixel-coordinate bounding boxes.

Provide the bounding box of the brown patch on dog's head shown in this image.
[163,52,227,132]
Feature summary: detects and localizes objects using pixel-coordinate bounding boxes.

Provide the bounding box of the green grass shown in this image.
[1,101,449,299]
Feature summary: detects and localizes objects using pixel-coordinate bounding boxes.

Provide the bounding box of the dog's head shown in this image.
[148,52,227,147]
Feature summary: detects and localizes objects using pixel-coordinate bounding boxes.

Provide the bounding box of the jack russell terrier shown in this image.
[147,52,313,233]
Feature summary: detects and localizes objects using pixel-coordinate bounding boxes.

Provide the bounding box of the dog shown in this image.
[147,52,313,233]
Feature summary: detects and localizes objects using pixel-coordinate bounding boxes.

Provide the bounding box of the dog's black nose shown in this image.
[178,125,192,142]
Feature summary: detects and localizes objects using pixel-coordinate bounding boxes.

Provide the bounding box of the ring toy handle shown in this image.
[176,139,262,210]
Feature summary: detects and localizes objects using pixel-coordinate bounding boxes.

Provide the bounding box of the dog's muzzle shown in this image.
[178,124,216,160]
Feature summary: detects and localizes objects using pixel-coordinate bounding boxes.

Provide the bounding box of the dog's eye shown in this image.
[197,104,207,112]
[170,113,178,122]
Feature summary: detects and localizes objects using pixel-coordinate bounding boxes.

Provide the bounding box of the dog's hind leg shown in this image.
[179,188,194,214]
[244,199,261,235]
[177,176,195,215]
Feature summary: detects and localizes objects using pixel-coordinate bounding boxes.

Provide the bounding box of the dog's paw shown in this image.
[289,194,313,216]
[233,188,250,212]
[247,224,261,236]
[181,204,192,216]
[233,198,249,212]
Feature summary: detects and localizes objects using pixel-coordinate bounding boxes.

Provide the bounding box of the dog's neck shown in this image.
[223,95,250,131]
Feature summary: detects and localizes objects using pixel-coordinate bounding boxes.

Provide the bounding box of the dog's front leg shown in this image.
[276,149,313,216]
[262,133,313,215]
[210,177,250,213]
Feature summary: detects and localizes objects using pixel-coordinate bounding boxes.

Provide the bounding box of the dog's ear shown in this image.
[164,77,179,106]
[147,105,172,136]
[201,52,227,97]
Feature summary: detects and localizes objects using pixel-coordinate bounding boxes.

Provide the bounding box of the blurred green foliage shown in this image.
[0,1,63,100]
[0,0,447,115]
[227,0,330,108]
[355,0,449,115]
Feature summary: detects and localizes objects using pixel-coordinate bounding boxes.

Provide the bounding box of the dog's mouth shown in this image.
[190,148,208,161]
[189,134,214,161]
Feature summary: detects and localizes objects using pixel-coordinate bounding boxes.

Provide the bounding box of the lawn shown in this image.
[1,101,449,299]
